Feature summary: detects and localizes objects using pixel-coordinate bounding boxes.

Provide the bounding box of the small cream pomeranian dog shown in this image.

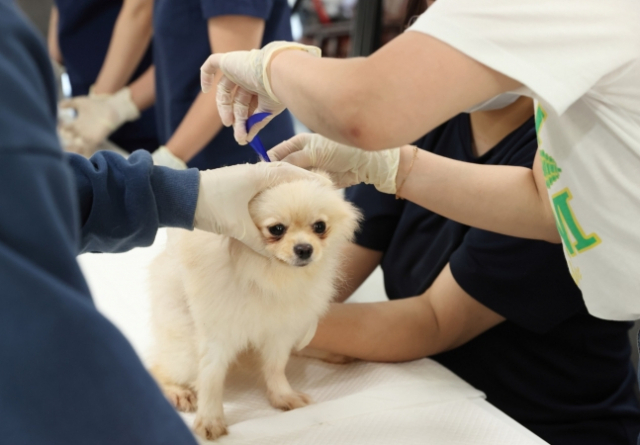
[147,173,360,441]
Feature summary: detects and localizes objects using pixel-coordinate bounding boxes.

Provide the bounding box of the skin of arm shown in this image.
[128,66,155,111]
[269,31,521,151]
[48,6,63,64]
[164,15,265,162]
[309,263,505,362]
[393,95,558,243]
[270,36,559,243]
[92,0,154,95]
[395,147,561,243]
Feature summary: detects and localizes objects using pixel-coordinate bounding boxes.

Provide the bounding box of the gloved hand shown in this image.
[194,162,330,255]
[58,87,140,157]
[152,146,187,170]
[200,41,321,145]
[268,133,400,194]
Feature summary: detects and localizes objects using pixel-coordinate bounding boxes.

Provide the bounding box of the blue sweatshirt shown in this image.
[0,1,199,443]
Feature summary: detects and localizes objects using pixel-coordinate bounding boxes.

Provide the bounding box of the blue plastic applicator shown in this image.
[246,112,272,162]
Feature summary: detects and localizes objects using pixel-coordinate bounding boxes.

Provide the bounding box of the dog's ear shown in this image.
[309,169,335,187]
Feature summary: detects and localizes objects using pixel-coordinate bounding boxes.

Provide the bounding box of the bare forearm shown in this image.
[165,88,224,162]
[270,32,521,150]
[310,299,441,362]
[311,263,506,362]
[270,52,370,145]
[93,0,153,94]
[397,146,560,242]
[166,15,265,161]
[48,7,63,64]
[128,66,155,111]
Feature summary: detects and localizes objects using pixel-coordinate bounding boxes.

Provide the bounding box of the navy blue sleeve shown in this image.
[345,184,405,252]
[448,135,584,334]
[69,151,199,254]
[200,0,274,20]
[0,3,197,443]
[449,230,584,334]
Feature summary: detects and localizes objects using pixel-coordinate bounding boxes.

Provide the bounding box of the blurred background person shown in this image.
[50,0,297,170]
[49,0,157,156]
[151,0,296,170]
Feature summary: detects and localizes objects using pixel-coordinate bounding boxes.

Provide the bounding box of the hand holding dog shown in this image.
[194,162,329,255]
[269,133,401,194]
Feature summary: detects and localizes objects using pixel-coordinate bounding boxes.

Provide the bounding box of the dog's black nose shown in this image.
[294,244,313,260]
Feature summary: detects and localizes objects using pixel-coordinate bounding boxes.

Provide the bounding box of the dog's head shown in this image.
[249,172,361,267]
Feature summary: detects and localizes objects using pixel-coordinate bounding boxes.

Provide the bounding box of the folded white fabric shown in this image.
[79,233,547,445]
[185,357,545,445]
[212,397,548,445]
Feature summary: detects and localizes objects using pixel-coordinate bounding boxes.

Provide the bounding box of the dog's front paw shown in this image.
[164,385,197,413]
[193,415,228,441]
[268,390,313,411]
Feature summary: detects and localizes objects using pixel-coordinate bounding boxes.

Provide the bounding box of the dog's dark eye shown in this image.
[312,221,326,234]
[268,224,286,237]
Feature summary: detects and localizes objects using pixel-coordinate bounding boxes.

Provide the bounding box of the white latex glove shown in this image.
[58,87,140,157]
[194,162,330,255]
[269,133,400,194]
[152,146,187,170]
[200,41,321,145]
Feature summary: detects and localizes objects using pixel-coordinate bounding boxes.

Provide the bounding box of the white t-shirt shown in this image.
[409,0,640,321]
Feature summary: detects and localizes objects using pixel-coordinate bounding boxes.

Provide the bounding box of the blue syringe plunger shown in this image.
[246,112,272,162]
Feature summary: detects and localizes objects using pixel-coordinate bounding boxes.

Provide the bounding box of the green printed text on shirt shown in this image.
[552,188,601,256]
[535,104,547,146]
[540,150,562,188]
[535,104,601,282]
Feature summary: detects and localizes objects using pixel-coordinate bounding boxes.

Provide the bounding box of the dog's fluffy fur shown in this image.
[148,175,360,441]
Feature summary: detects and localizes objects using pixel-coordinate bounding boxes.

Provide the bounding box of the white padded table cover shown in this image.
[78,230,548,445]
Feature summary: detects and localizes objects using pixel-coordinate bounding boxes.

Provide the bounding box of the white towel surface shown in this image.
[184,356,546,445]
[78,230,548,445]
